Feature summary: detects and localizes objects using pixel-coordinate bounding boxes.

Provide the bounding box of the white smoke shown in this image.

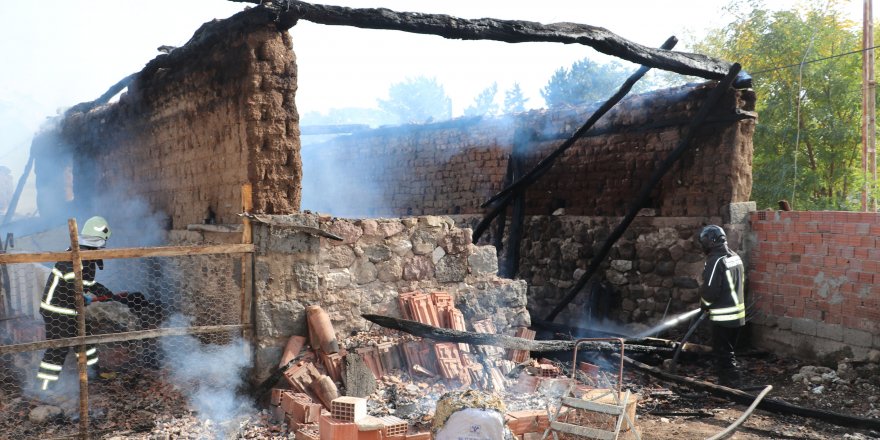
[160,314,254,431]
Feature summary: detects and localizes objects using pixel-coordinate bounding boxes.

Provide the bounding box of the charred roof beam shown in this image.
[230,0,750,86]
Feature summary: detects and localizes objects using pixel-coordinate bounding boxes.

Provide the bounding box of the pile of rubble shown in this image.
[263,295,633,439]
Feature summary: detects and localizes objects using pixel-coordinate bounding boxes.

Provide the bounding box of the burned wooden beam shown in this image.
[619,354,880,431]
[232,1,748,85]
[544,63,742,322]
[362,313,675,355]
[471,36,678,244]
[480,35,679,211]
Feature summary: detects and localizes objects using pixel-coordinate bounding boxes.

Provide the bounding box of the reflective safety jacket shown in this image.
[700,248,746,328]
[40,258,111,316]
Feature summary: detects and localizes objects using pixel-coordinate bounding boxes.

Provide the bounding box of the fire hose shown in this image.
[706,385,773,440]
[668,309,706,373]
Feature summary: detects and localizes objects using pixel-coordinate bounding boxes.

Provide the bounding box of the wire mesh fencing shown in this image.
[0,240,253,439]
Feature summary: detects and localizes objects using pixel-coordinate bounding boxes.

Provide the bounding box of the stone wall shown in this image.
[748,210,880,362]
[456,207,753,328]
[303,83,755,219]
[59,8,300,229]
[251,213,529,381]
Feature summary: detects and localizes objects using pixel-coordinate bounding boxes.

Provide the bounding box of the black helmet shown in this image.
[699,225,727,252]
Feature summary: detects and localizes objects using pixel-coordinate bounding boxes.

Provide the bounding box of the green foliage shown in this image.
[696,0,864,210]
[464,82,499,117]
[504,82,528,114]
[377,76,452,124]
[540,58,648,108]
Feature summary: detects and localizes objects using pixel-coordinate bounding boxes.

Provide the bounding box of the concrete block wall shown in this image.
[748,210,880,362]
[251,213,530,382]
[59,8,301,229]
[303,83,755,219]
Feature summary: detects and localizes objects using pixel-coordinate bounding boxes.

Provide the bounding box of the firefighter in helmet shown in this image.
[698,225,746,386]
[36,216,114,391]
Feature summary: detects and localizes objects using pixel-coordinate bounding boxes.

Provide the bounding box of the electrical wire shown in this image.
[791,0,831,209]
[750,44,880,76]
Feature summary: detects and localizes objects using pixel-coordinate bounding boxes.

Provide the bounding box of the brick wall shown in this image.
[748,210,880,361]
[59,8,300,229]
[302,83,755,219]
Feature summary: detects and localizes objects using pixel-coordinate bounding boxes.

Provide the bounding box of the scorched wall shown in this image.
[303,83,755,219]
[59,8,301,229]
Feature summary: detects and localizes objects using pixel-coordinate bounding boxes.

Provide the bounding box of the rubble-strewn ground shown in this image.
[2,349,879,439]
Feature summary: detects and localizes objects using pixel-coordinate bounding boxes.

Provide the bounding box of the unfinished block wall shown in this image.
[303,83,755,219]
[251,213,529,382]
[748,210,880,361]
[59,8,301,229]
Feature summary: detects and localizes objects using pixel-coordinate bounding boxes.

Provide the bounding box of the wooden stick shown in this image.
[545,63,742,321]
[0,243,254,264]
[68,219,90,438]
[0,325,246,355]
[241,184,254,344]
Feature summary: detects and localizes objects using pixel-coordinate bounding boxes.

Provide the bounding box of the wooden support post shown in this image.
[501,127,532,277]
[67,218,90,439]
[241,183,254,343]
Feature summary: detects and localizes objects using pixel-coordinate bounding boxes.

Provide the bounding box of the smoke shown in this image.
[300,115,517,217]
[160,314,253,431]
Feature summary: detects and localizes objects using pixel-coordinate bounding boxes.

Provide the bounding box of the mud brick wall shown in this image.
[748,210,880,362]
[303,83,755,218]
[455,209,752,330]
[251,213,530,382]
[59,8,300,229]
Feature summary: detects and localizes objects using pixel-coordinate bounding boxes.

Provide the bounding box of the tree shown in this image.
[696,0,864,210]
[541,58,648,108]
[504,82,528,114]
[377,76,452,124]
[464,82,499,117]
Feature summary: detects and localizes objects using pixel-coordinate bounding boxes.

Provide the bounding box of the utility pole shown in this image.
[863,0,877,211]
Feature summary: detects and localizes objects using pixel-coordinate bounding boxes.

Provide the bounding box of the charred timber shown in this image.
[545,63,742,321]
[619,354,880,431]
[362,314,675,355]
[480,36,679,211]
[230,0,749,85]
[472,36,678,244]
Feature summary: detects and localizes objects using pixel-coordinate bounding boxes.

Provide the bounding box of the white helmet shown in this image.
[80,216,111,248]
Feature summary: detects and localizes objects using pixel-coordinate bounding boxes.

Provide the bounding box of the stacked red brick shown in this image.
[749,211,880,343]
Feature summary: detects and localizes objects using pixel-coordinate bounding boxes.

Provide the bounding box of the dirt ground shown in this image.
[629,353,880,439]
[3,349,880,439]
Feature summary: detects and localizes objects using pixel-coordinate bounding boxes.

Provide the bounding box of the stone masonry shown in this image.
[251,213,529,381]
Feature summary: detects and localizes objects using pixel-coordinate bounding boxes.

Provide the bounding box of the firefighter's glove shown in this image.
[84,293,97,306]
[700,303,710,313]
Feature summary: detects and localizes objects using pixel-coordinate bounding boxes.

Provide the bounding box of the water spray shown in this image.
[634,307,702,339]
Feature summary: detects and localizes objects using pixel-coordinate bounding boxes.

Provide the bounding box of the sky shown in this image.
[0,0,866,215]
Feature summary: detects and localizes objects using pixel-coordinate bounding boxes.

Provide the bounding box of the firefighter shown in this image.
[698,224,746,386]
[36,216,113,392]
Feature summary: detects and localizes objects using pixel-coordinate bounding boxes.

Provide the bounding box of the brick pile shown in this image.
[396,290,515,388]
